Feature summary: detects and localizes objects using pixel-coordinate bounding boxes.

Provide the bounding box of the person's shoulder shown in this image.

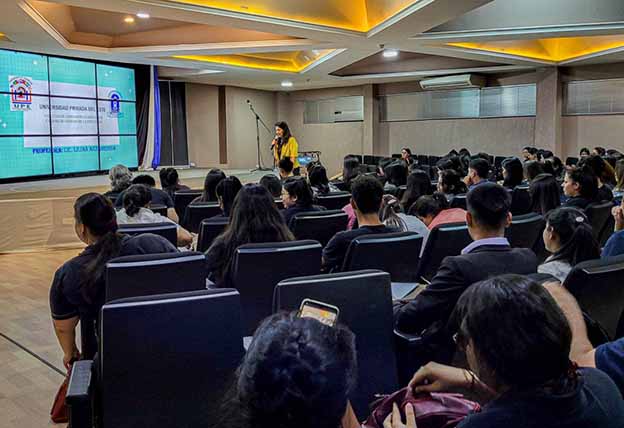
[121,233,177,255]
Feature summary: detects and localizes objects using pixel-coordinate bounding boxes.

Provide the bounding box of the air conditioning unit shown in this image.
[419,74,485,91]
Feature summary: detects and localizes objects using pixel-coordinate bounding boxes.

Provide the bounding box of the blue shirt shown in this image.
[602,230,624,258]
[468,179,488,191]
[461,237,510,255]
[596,338,624,397]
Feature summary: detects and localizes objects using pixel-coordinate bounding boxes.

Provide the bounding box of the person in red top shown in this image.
[410,192,466,230]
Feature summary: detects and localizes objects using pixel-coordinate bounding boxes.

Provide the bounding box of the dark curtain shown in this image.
[135,66,151,166]
[159,81,173,166]
[157,81,188,166]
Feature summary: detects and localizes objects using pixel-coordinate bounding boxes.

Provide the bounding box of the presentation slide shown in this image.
[0,49,138,180]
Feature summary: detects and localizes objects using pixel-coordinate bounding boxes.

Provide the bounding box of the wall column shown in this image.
[535,67,563,155]
[362,84,375,155]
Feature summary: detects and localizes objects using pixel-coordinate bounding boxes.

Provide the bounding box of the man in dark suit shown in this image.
[394,182,537,359]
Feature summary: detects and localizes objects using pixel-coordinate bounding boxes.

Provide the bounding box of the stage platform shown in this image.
[0,168,275,253]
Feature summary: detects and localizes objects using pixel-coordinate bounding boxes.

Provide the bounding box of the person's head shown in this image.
[350,175,383,216]
[437,169,467,195]
[282,177,314,208]
[401,170,432,207]
[582,154,616,186]
[459,148,471,158]
[615,159,624,190]
[384,161,408,187]
[216,176,243,217]
[466,183,511,238]
[259,174,282,199]
[279,157,295,179]
[523,160,544,182]
[308,165,330,192]
[543,207,599,265]
[108,164,132,193]
[592,146,606,157]
[226,312,357,428]
[401,147,412,161]
[522,146,538,161]
[274,121,292,141]
[468,158,490,182]
[411,192,449,226]
[159,167,180,190]
[452,275,573,393]
[501,157,524,188]
[202,169,227,202]
[379,194,407,231]
[579,147,590,158]
[563,166,598,200]
[529,175,561,215]
[548,156,564,177]
[122,184,152,217]
[541,150,554,161]
[132,174,156,187]
[377,157,394,176]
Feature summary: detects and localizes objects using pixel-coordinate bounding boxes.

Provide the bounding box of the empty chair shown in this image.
[364,155,383,166]
[118,222,177,247]
[105,252,207,302]
[316,191,351,210]
[450,194,467,210]
[184,202,222,233]
[342,232,423,282]
[150,204,168,217]
[273,270,398,419]
[585,201,614,241]
[563,254,624,340]
[505,212,545,249]
[173,189,202,219]
[197,217,229,252]
[231,240,322,335]
[290,210,348,247]
[417,222,472,281]
[510,186,532,216]
[66,289,245,428]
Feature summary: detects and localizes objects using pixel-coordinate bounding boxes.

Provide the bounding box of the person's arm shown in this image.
[177,225,193,248]
[167,208,180,224]
[50,268,80,369]
[53,317,80,370]
[289,138,299,165]
[613,205,624,232]
[321,234,345,273]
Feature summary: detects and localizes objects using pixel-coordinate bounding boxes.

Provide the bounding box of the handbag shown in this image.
[50,371,70,423]
[363,387,480,428]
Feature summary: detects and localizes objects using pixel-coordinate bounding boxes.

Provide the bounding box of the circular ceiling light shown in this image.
[281,81,294,88]
[136,12,150,19]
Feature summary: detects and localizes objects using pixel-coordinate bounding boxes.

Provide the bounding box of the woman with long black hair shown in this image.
[272,121,300,174]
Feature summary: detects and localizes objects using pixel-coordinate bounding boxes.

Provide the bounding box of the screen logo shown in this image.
[107,90,124,119]
[9,76,33,111]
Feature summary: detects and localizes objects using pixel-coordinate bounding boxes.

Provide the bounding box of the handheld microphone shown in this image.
[246,99,250,104]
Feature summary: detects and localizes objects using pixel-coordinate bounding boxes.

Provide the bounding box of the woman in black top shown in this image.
[563,167,598,209]
[529,173,561,215]
[436,169,468,202]
[49,193,176,365]
[159,167,190,199]
[308,164,338,197]
[205,185,294,288]
[400,170,433,212]
[580,155,615,202]
[282,177,324,227]
[192,169,226,204]
[501,157,524,189]
[215,176,243,218]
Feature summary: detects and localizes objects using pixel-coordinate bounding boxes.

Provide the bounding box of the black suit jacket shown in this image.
[394,245,537,338]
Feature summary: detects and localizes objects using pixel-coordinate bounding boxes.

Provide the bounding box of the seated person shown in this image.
[341,155,361,191]
[192,169,226,204]
[394,183,537,361]
[464,158,490,190]
[380,195,429,255]
[523,160,544,183]
[220,312,358,428]
[279,157,295,181]
[50,193,177,364]
[116,185,193,247]
[281,177,325,227]
[400,170,433,213]
[529,172,561,215]
[501,157,525,189]
[322,175,397,273]
[259,174,283,199]
[563,166,598,209]
[308,164,339,197]
[580,155,615,202]
[159,167,190,199]
[214,176,242,218]
[115,174,178,222]
[580,147,591,158]
[522,146,538,161]
[436,169,468,201]
[411,192,466,230]
[383,161,408,195]
[406,275,624,428]
[539,207,600,282]
[602,199,624,258]
[205,185,294,288]
[103,164,132,202]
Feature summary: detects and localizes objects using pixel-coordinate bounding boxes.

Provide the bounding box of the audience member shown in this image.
[193,169,226,204]
[528,172,561,215]
[581,155,615,201]
[383,161,408,195]
[563,167,598,209]
[220,312,357,428]
[464,158,490,190]
[114,174,178,222]
[523,160,544,182]
[401,147,414,166]
[341,155,361,191]
[411,192,466,230]
[408,275,624,428]
[501,157,524,189]
[323,176,397,272]
[104,164,132,202]
[394,183,537,361]
[437,169,468,199]
[259,174,282,199]
[522,146,538,161]
[215,176,243,218]
[539,208,600,282]
[282,177,324,227]
[593,146,606,157]
[380,195,429,252]
[205,185,293,287]
[50,193,177,363]
[400,170,433,212]
[159,167,189,199]
[437,156,467,178]
[308,164,339,197]
[602,199,624,258]
[548,156,565,180]
[278,157,295,181]
[614,159,624,193]
[579,147,591,158]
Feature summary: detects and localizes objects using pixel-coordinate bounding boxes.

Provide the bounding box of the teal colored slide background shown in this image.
[0,136,52,179]
[97,64,136,101]
[0,50,48,94]
[100,136,138,170]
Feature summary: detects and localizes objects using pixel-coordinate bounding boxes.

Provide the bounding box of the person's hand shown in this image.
[612,205,624,231]
[383,403,417,428]
[63,349,80,371]
[408,362,471,394]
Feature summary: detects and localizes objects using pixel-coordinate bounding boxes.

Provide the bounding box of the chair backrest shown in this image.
[505,212,545,249]
[316,191,351,210]
[184,202,222,233]
[150,204,168,217]
[563,255,624,340]
[428,155,441,166]
[273,270,398,419]
[565,156,579,167]
[417,222,471,281]
[173,189,202,219]
[105,252,207,302]
[290,210,349,247]
[118,223,177,247]
[510,186,532,215]
[232,240,322,335]
[417,155,429,166]
[274,198,284,210]
[585,201,614,241]
[449,194,467,210]
[494,156,506,168]
[396,185,407,200]
[99,289,244,428]
[197,217,229,252]
[599,215,616,248]
[342,232,423,282]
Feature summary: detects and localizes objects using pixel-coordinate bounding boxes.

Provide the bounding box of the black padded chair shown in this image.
[396,185,407,200]
[417,155,429,166]
[105,252,207,302]
[273,270,398,419]
[66,289,245,428]
[118,222,177,247]
[232,240,322,335]
[274,198,284,210]
[505,213,545,249]
[599,215,616,248]
[510,186,532,216]
[342,232,423,282]
[417,222,471,281]
[332,181,349,192]
[563,254,624,340]
[316,192,351,210]
[197,217,229,252]
[173,189,202,219]
[566,156,579,167]
[428,155,441,167]
[290,210,348,247]
[449,194,467,210]
[184,202,222,233]
[494,156,506,169]
[585,201,614,241]
[150,204,168,217]
[364,155,383,166]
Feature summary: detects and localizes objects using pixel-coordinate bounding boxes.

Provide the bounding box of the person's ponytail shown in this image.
[123,184,151,217]
[379,195,407,231]
[546,208,600,266]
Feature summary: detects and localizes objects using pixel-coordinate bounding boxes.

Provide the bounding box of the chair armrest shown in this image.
[393,329,424,345]
[66,360,94,428]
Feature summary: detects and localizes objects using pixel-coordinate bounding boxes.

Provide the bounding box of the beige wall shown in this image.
[562,116,624,159]
[185,83,221,168]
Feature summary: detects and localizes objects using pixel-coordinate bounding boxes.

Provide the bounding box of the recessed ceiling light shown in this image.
[281,81,293,88]
[383,49,399,58]
[136,12,150,19]
[124,16,135,23]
